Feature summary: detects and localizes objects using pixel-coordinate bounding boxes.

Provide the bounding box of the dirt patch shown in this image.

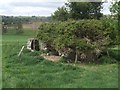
[41,54,61,62]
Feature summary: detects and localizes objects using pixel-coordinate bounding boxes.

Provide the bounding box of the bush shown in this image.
[108,49,120,62]
[100,16,119,45]
[37,19,110,62]
[98,56,117,64]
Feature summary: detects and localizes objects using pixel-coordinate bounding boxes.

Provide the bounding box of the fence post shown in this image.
[18,46,25,60]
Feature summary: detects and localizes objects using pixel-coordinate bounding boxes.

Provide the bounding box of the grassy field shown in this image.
[2,30,118,88]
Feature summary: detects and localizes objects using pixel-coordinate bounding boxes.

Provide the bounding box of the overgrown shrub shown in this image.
[37,19,111,62]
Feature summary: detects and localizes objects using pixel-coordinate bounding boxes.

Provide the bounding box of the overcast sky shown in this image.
[0,0,112,16]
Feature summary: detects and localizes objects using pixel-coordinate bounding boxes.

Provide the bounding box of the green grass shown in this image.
[3,35,29,42]
[2,30,118,88]
[3,29,37,36]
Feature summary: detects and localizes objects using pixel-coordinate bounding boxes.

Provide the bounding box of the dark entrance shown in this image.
[31,39,40,51]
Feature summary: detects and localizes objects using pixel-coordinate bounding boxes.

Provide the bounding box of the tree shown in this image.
[90,2,103,19]
[110,1,120,44]
[52,6,69,21]
[110,1,120,24]
[52,2,103,21]
[67,2,103,20]
[110,1,120,15]
[67,2,91,19]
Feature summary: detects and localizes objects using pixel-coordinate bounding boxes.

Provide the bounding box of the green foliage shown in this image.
[52,6,69,21]
[98,56,117,64]
[110,1,120,45]
[68,2,103,20]
[37,19,110,61]
[52,2,103,21]
[100,15,119,45]
[2,16,51,26]
[108,49,120,61]
[110,1,120,15]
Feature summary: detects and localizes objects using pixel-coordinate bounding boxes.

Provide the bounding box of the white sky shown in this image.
[0,0,112,16]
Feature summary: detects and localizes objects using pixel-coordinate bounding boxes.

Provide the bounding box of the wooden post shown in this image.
[75,49,78,63]
[18,46,25,57]
[107,50,110,57]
